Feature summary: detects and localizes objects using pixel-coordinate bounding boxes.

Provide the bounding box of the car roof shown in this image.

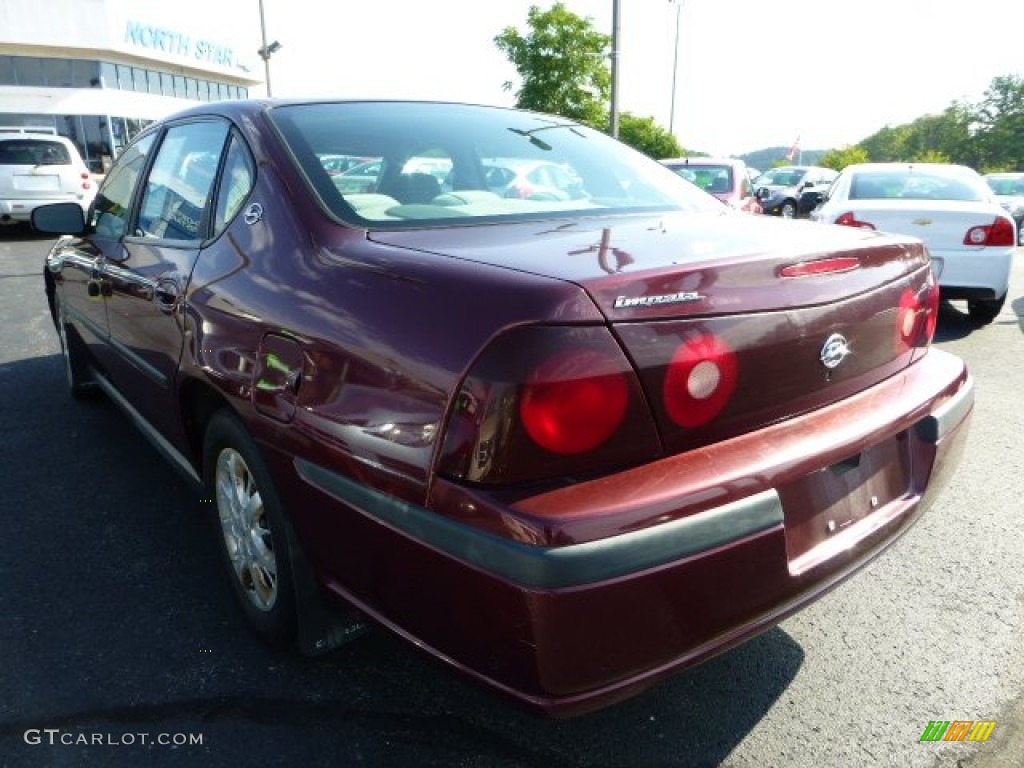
[0,132,74,143]
[661,157,747,168]
[843,162,978,174]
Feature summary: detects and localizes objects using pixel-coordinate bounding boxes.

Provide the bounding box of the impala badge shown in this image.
[820,333,851,370]
[613,291,705,309]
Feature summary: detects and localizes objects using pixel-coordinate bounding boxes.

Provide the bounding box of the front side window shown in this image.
[269,102,722,228]
[137,120,230,241]
[91,132,156,239]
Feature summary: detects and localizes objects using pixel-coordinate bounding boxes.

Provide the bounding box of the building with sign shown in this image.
[0,0,262,171]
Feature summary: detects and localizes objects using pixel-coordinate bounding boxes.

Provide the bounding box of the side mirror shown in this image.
[31,202,87,235]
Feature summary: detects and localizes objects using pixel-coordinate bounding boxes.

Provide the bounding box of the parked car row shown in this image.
[660,153,1017,326]
[660,157,762,214]
[754,165,839,218]
[809,162,1015,324]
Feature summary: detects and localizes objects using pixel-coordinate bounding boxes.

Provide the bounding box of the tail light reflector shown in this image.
[663,331,738,428]
[835,211,876,230]
[963,216,1014,246]
[780,256,861,277]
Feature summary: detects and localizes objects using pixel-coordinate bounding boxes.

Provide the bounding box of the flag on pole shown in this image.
[785,136,801,162]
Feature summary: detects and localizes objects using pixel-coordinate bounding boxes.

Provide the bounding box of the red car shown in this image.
[660,156,763,214]
[33,100,972,717]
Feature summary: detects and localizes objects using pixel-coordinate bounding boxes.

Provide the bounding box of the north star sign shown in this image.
[124,20,237,68]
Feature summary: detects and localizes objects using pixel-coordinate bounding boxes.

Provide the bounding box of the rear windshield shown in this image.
[756,168,806,187]
[268,102,723,228]
[0,139,72,166]
[985,175,1024,196]
[667,164,733,193]
[850,168,989,201]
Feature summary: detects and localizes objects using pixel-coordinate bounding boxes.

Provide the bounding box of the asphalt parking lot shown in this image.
[1,227,1022,768]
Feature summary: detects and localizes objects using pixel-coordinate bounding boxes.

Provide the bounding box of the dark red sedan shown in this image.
[33,100,972,717]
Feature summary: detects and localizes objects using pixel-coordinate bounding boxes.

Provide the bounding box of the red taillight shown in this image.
[520,349,628,454]
[963,216,1014,246]
[896,271,940,352]
[438,326,661,485]
[663,331,738,428]
[835,211,876,230]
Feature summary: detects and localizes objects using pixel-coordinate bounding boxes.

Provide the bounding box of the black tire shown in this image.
[967,294,1006,325]
[780,200,797,219]
[203,410,297,648]
[54,294,97,399]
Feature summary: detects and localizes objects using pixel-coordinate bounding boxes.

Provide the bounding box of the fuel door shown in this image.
[253,334,305,423]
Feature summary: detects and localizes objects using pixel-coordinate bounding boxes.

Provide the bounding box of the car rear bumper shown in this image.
[930,246,1014,298]
[288,348,972,716]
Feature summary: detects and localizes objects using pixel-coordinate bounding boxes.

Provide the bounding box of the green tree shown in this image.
[974,75,1024,171]
[819,145,869,171]
[859,124,912,162]
[617,113,683,158]
[494,3,611,128]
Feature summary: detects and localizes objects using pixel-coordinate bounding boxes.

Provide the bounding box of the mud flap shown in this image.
[283,517,371,656]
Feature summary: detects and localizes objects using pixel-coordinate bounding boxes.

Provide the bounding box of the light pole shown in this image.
[669,0,685,137]
[257,0,282,97]
[609,0,621,138]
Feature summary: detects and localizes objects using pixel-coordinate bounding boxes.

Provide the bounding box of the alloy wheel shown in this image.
[215,448,278,612]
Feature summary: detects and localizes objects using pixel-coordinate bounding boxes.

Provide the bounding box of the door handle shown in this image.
[155,278,180,311]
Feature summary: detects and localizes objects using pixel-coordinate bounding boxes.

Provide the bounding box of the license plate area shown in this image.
[780,433,911,573]
[14,174,60,192]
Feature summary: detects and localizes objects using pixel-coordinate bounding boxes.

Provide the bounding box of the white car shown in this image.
[811,163,1015,324]
[0,131,96,226]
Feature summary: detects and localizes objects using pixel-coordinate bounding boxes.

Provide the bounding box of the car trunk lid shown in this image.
[830,199,1005,253]
[369,212,936,454]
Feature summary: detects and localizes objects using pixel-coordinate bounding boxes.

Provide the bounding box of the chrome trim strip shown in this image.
[295,458,783,589]
[102,261,158,291]
[915,375,974,444]
[93,373,201,488]
[105,334,169,388]
[63,303,106,341]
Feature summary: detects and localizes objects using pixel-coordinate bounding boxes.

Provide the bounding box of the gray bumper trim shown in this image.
[295,458,783,589]
[915,375,974,444]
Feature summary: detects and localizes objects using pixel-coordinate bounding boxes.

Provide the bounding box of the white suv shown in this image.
[0,131,97,226]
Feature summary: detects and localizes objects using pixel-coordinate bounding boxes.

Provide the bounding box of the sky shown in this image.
[247,0,1024,157]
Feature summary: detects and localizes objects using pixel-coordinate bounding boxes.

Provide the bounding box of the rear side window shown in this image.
[213,134,256,234]
[0,139,72,165]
